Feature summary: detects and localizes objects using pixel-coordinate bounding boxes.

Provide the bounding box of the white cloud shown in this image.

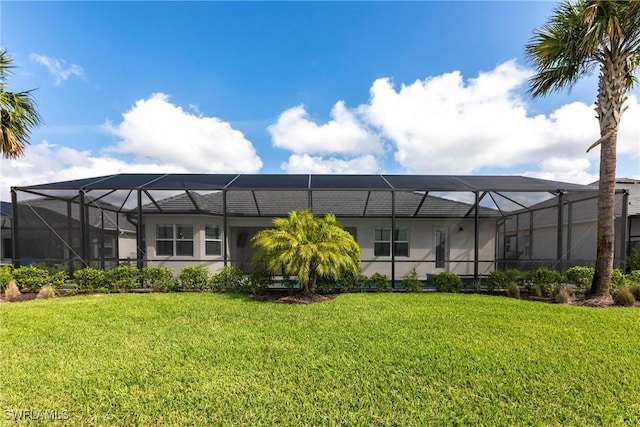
[353,59,639,184]
[30,53,85,85]
[268,101,381,155]
[281,154,378,174]
[104,93,263,173]
[0,141,187,200]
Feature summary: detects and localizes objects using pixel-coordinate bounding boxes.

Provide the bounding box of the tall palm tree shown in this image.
[0,49,42,159]
[251,209,360,295]
[526,0,640,299]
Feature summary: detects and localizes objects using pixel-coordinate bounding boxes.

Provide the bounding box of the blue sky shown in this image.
[1,1,638,200]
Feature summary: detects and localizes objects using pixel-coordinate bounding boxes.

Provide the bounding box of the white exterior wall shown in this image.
[143,214,496,278]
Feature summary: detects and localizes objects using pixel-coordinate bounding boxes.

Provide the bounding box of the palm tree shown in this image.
[526,0,640,300]
[0,49,42,159]
[251,209,360,295]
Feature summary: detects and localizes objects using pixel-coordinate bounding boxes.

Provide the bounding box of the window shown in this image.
[2,237,12,259]
[205,225,222,256]
[435,229,448,269]
[504,235,516,253]
[521,234,530,256]
[374,228,409,257]
[156,224,193,256]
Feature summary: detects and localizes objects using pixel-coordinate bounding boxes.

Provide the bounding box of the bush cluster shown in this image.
[486,269,519,293]
[564,266,594,292]
[3,262,640,303]
[401,269,423,293]
[432,271,462,293]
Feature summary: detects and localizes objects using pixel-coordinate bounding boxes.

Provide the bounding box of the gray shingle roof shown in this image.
[141,190,501,218]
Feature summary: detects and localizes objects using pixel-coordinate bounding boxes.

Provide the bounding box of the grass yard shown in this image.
[1,293,639,426]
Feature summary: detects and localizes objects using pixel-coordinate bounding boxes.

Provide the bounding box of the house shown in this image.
[498,178,639,270]
[5,197,136,270]
[9,173,602,282]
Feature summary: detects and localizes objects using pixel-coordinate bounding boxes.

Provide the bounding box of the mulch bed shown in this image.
[249,291,337,304]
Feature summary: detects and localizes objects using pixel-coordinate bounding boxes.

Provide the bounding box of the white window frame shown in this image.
[155,224,194,257]
[374,227,409,258]
[205,225,222,256]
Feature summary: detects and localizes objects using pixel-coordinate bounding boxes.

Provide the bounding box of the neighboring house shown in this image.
[1,202,11,265]
[10,173,601,282]
[8,197,136,269]
[498,178,640,270]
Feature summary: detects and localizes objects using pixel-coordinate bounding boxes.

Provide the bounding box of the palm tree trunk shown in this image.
[588,57,626,299]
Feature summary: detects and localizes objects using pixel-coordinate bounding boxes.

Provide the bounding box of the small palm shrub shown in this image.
[12,265,51,293]
[210,265,245,293]
[552,284,571,304]
[179,266,210,291]
[471,281,482,293]
[107,264,140,292]
[74,267,106,293]
[564,266,594,292]
[36,285,56,299]
[369,273,391,292]
[506,282,520,299]
[401,269,422,293]
[4,280,21,299]
[432,272,462,293]
[613,286,636,307]
[141,266,175,292]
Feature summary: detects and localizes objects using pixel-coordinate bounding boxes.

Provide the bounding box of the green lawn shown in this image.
[1,293,639,426]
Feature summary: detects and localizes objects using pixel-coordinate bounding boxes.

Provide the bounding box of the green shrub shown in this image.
[432,272,462,293]
[141,266,175,292]
[336,269,367,293]
[525,267,563,286]
[0,265,12,293]
[610,269,628,292]
[50,270,69,291]
[487,269,519,292]
[247,269,273,293]
[315,275,337,294]
[626,270,640,286]
[179,266,210,291]
[630,284,640,300]
[106,264,140,292]
[12,265,51,293]
[627,248,640,271]
[506,282,520,299]
[368,273,391,292]
[401,269,422,293]
[564,266,594,292]
[613,286,636,307]
[210,266,246,293]
[74,267,106,293]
